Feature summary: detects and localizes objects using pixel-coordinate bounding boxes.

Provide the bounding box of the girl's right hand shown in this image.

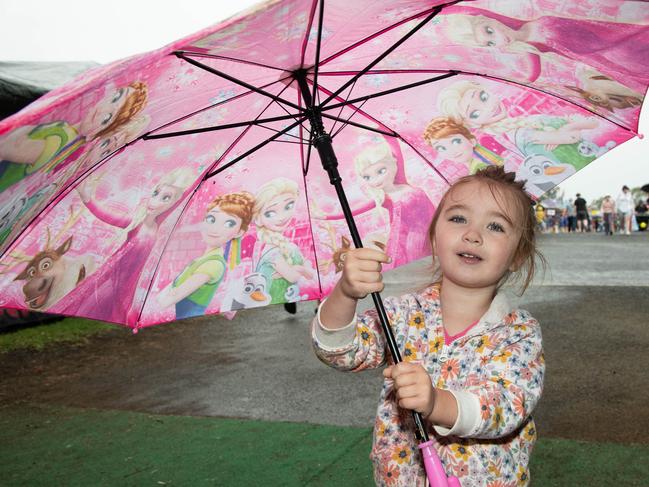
[339,248,391,299]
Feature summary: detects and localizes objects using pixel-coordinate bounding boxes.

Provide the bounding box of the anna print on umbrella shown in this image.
[52,167,195,325]
[0,81,149,192]
[157,191,255,319]
[252,177,314,305]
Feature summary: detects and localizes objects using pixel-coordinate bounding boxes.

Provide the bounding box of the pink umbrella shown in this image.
[1,1,647,484]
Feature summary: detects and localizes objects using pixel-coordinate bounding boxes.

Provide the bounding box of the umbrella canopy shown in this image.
[0,0,648,328]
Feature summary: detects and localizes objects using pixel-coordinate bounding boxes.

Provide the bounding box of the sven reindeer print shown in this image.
[14,234,95,310]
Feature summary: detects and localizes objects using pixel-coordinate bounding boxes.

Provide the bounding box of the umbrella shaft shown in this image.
[297,72,428,442]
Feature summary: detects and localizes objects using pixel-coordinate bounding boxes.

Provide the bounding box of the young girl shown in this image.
[312,166,545,486]
[157,191,255,319]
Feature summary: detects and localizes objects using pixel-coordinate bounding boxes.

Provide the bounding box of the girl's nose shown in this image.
[463,229,482,245]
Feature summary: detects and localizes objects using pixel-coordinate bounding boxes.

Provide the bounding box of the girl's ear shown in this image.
[509,250,524,272]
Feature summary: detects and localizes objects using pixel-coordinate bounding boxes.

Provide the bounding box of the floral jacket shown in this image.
[312,285,544,487]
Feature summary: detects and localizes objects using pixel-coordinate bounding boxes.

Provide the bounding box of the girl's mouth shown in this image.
[457,252,482,264]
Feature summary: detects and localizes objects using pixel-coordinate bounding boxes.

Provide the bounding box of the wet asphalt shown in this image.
[2,231,648,443]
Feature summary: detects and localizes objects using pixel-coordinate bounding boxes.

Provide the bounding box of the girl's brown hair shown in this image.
[428,165,545,294]
[207,191,256,232]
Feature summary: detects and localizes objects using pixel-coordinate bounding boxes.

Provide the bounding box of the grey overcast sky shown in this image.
[0,0,646,202]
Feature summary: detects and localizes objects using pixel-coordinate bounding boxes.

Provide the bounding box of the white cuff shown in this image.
[433,390,482,437]
[312,298,357,351]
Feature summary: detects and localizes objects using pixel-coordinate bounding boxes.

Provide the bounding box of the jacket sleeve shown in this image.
[311,294,414,372]
[462,314,545,439]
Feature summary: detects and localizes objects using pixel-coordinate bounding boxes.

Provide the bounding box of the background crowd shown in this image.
[535,184,649,234]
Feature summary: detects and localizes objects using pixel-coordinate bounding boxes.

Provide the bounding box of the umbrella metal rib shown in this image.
[294,68,429,443]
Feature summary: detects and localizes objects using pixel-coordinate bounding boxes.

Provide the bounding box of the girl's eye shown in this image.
[205,215,216,224]
[485,26,494,35]
[377,167,387,176]
[434,144,446,152]
[449,215,466,223]
[362,175,371,181]
[469,110,480,120]
[487,40,496,47]
[162,193,172,202]
[285,200,295,211]
[488,222,505,233]
[152,189,160,197]
[225,219,236,228]
[101,113,113,126]
[264,210,276,219]
[451,137,462,145]
[100,139,110,148]
[479,90,489,102]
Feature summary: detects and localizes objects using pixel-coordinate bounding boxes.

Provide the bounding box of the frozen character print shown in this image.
[252,177,314,305]
[423,117,504,175]
[0,81,148,192]
[157,191,256,319]
[52,167,195,325]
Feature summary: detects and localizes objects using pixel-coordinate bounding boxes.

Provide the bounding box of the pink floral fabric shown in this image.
[312,285,544,486]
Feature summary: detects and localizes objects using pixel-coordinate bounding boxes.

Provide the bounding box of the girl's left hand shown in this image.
[383,362,436,418]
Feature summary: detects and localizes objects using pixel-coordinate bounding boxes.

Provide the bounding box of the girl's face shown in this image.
[360,156,397,190]
[458,87,506,128]
[201,207,244,248]
[147,183,180,216]
[472,19,512,48]
[80,86,132,138]
[433,180,522,291]
[432,134,475,164]
[257,192,297,232]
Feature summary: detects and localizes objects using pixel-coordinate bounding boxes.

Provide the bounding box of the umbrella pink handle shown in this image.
[419,441,461,487]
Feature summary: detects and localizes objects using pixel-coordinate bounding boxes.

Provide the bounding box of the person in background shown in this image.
[535,202,546,232]
[600,195,616,236]
[560,207,569,233]
[616,185,634,235]
[574,193,589,232]
[565,200,576,232]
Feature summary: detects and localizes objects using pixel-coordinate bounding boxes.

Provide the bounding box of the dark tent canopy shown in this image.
[0,61,98,120]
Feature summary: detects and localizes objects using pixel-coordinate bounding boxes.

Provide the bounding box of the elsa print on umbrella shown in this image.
[436,78,605,195]
[354,142,435,267]
[0,81,149,192]
[438,79,599,147]
[252,177,314,305]
[157,191,256,319]
[443,7,649,79]
[52,167,195,325]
